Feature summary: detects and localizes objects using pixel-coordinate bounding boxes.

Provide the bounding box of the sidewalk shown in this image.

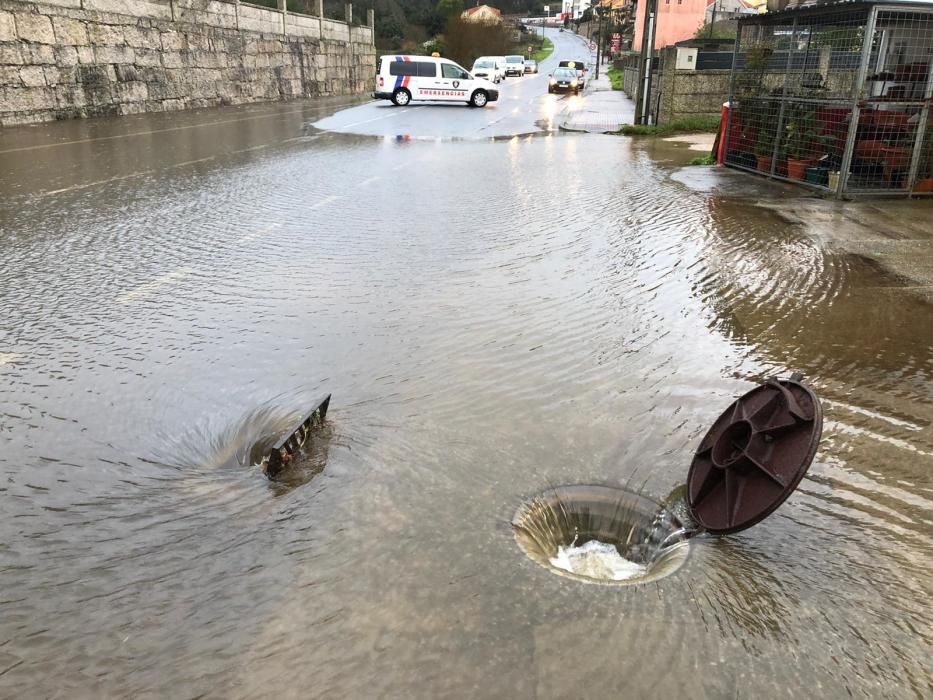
[558,69,634,134]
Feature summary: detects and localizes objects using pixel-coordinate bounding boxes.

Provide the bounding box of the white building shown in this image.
[562,0,593,20]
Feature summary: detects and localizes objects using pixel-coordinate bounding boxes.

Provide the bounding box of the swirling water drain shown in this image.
[512,485,691,586]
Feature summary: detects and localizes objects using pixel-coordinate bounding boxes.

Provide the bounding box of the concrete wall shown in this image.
[0,0,375,125]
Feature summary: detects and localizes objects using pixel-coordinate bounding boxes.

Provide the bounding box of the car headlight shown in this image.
[549,79,556,85]
[570,80,578,86]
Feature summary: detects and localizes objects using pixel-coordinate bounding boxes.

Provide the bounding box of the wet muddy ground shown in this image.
[1,91,932,698]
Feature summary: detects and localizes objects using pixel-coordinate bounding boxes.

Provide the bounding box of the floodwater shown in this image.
[1,98,932,698]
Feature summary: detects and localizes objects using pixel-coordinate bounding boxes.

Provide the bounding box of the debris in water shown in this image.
[549,540,647,582]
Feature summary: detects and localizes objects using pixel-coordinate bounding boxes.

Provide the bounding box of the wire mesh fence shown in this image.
[724,3,933,197]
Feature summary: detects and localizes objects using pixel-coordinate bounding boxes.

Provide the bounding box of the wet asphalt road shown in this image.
[1,27,932,700]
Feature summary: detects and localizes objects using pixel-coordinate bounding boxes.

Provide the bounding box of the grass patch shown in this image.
[532,38,554,63]
[689,154,716,166]
[618,116,721,136]
[607,67,623,90]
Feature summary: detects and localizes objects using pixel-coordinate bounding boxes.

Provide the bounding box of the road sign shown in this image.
[543,5,549,12]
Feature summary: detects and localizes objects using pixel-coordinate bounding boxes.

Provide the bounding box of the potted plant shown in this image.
[783,103,817,181]
[754,125,775,173]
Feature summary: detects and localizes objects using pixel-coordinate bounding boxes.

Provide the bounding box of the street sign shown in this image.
[543,5,549,12]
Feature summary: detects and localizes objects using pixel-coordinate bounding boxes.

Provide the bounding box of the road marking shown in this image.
[37,156,214,197]
[240,222,282,243]
[335,109,410,130]
[40,170,155,197]
[0,99,361,155]
[231,144,270,154]
[827,420,933,456]
[308,195,339,210]
[170,156,215,168]
[0,352,21,366]
[359,176,381,187]
[391,162,410,171]
[823,399,924,432]
[119,267,193,304]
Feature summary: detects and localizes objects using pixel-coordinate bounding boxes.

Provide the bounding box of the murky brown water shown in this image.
[1,105,931,698]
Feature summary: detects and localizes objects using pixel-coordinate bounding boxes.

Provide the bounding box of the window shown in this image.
[389,61,435,77]
[442,63,468,80]
[389,61,417,77]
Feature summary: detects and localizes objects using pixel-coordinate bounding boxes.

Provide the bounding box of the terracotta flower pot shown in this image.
[912,178,933,193]
[787,158,810,181]
[756,155,772,173]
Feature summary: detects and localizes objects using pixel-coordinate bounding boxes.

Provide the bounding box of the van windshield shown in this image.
[506,56,523,63]
[474,61,493,69]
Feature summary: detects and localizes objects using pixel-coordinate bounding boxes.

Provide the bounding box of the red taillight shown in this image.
[378,76,384,87]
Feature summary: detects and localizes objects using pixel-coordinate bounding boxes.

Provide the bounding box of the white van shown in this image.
[472,56,505,83]
[374,55,500,108]
[504,55,525,77]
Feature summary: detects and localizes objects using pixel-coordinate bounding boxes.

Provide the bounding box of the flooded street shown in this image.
[2,60,932,698]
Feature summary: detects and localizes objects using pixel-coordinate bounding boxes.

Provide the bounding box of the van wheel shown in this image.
[392,88,411,106]
[470,90,488,108]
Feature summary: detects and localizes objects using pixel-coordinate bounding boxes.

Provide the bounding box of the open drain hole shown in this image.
[512,485,691,585]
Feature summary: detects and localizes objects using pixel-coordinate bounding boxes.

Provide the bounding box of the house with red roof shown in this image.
[461,5,504,23]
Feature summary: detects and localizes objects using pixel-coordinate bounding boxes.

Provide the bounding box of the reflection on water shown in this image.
[0,110,931,697]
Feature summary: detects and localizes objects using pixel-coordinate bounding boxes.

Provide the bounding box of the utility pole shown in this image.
[708,0,718,38]
[595,6,602,79]
[633,0,658,125]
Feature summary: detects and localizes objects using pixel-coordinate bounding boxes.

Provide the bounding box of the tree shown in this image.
[436,0,464,21]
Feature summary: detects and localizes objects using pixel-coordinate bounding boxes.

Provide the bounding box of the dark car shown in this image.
[557,60,586,83]
[548,67,581,94]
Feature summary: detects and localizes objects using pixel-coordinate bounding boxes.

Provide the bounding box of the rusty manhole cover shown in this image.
[687,374,823,535]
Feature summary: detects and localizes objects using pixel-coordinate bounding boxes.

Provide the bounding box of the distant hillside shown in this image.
[327,0,549,50]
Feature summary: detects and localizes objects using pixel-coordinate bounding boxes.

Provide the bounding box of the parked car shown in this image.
[548,67,581,94]
[474,55,506,82]
[504,55,525,77]
[557,60,586,85]
[472,58,502,83]
[524,59,538,74]
[374,55,499,107]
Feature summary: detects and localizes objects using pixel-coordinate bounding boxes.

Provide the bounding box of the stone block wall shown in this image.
[621,49,730,125]
[0,0,375,125]
[655,67,731,124]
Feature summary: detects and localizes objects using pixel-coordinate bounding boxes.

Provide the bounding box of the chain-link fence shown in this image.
[723,2,933,197]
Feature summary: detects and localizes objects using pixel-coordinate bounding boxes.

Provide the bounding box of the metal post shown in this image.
[708,0,717,38]
[837,7,878,198]
[595,9,602,79]
[721,20,742,167]
[317,0,324,37]
[367,8,375,47]
[346,3,352,24]
[770,17,797,177]
[905,54,933,194]
[234,0,239,31]
[640,0,657,124]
